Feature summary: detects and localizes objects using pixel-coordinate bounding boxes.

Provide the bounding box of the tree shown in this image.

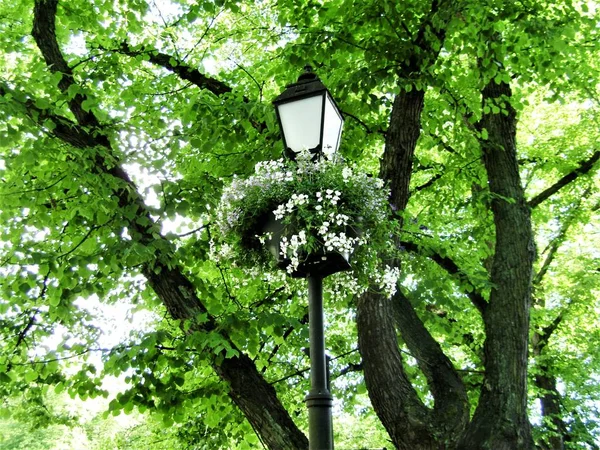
[1,0,599,448]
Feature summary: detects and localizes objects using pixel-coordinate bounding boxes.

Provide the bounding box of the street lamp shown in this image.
[272,66,347,450]
[273,65,344,161]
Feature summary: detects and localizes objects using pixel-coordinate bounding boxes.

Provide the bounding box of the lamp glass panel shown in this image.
[322,94,343,158]
[277,95,323,153]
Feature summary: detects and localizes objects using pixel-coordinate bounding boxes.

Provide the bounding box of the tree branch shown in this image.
[538,313,565,352]
[9,346,116,366]
[528,150,600,208]
[412,172,443,192]
[534,219,575,287]
[341,110,386,136]
[261,314,308,374]
[356,2,466,447]
[29,3,307,448]
[534,190,590,288]
[13,308,40,353]
[400,240,488,314]
[459,68,535,447]
[393,291,470,430]
[113,42,233,96]
[56,224,102,259]
[172,224,209,238]
[106,42,270,132]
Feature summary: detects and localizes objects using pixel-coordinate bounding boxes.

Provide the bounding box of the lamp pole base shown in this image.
[305,390,333,450]
[306,275,334,450]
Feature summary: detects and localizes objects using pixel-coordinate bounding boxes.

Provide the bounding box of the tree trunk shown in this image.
[358,88,463,449]
[357,291,436,450]
[531,319,567,450]
[535,369,566,450]
[380,89,425,214]
[458,78,534,449]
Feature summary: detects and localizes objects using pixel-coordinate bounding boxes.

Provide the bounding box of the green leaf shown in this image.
[24,370,38,382]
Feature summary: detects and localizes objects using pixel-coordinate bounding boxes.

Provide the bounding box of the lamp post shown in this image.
[272,66,345,450]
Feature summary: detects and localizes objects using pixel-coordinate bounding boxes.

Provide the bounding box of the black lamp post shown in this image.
[272,66,346,450]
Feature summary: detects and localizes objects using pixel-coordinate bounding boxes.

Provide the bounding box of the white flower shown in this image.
[342,167,352,181]
[379,265,400,296]
[273,204,286,220]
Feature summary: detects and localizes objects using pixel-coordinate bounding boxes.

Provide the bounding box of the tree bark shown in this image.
[530,315,567,450]
[380,89,425,214]
[357,291,436,450]
[458,78,535,449]
[534,365,566,450]
[358,85,470,449]
[357,89,435,450]
[393,292,470,443]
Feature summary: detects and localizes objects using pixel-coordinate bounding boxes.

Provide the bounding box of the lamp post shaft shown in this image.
[306,275,334,450]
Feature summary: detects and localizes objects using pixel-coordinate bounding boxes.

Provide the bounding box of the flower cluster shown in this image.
[280,231,308,273]
[273,193,309,220]
[214,153,400,296]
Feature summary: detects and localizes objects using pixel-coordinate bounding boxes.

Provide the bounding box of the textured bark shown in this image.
[533,360,566,450]
[531,316,569,450]
[31,2,308,448]
[380,89,426,213]
[393,292,470,443]
[357,88,434,450]
[356,5,471,441]
[357,291,436,450]
[457,79,534,449]
[358,84,470,449]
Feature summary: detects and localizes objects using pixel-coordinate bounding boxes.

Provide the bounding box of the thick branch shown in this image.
[459,75,534,449]
[528,150,600,208]
[380,89,426,212]
[32,0,100,128]
[30,3,306,448]
[531,309,568,450]
[538,313,564,352]
[114,42,232,96]
[357,291,434,448]
[393,291,470,435]
[356,2,467,448]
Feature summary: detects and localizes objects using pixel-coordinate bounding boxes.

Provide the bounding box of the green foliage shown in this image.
[0,0,598,447]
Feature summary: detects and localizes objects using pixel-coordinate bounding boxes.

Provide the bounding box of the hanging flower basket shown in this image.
[261,211,359,278]
[214,152,400,293]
